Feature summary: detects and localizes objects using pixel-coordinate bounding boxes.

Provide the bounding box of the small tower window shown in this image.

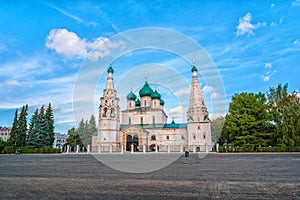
[151,135,156,140]
[144,100,146,107]
[141,117,143,124]
[166,136,169,140]
[111,108,115,117]
[129,102,131,108]
[203,134,206,139]
[198,126,200,130]
[103,108,107,117]
[193,135,196,140]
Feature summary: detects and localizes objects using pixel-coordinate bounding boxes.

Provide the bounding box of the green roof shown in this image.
[160,98,165,105]
[139,82,154,97]
[126,91,137,100]
[120,123,187,130]
[151,90,161,99]
[107,65,114,73]
[135,99,141,106]
[191,65,198,72]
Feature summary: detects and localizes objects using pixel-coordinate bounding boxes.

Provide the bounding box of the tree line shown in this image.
[65,115,97,148]
[6,103,55,149]
[214,84,300,152]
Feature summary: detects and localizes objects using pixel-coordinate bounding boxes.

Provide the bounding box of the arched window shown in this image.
[141,117,143,124]
[110,108,115,117]
[193,135,196,140]
[103,108,107,117]
[129,102,131,108]
[151,135,156,140]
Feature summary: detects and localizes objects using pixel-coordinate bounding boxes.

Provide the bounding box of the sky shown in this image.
[0,0,300,133]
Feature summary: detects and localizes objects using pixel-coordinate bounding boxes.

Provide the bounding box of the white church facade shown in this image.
[92,64,212,152]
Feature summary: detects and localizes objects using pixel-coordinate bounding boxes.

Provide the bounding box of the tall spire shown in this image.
[187,64,208,122]
[105,63,114,90]
[145,69,148,83]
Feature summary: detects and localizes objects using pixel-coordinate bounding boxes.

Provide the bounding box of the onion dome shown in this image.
[151,90,161,99]
[160,98,165,106]
[191,65,198,72]
[107,64,114,73]
[126,91,137,101]
[135,99,141,106]
[139,82,154,97]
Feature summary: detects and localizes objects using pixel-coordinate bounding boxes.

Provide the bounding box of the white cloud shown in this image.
[203,85,219,99]
[203,85,214,93]
[265,63,272,68]
[236,12,264,36]
[271,3,275,8]
[170,105,186,118]
[292,0,300,7]
[279,16,284,24]
[262,69,276,82]
[211,92,219,99]
[209,113,226,120]
[173,87,190,96]
[3,80,21,86]
[45,28,122,60]
[46,29,87,58]
[263,75,270,82]
[293,39,300,46]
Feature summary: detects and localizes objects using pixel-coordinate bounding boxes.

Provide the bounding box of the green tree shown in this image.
[16,105,28,147]
[267,84,300,146]
[27,109,39,147]
[210,116,225,144]
[45,103,55,146]
[220,92,273,148]
[66,127,83,147]
[88,115,97,135]
[7,109,18,146]
[77,115,97,147]
[38,105,49,146]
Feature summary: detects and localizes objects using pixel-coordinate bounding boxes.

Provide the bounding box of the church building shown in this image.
[92,64,212,152]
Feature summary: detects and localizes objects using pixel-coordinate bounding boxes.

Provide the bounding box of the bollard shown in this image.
[87,145,90,154]
[76,145,79,154]
[121,144,124,154]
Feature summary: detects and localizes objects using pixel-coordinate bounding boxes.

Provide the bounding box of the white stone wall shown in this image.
[187,122,212,148]
[122,109,167,125]
[146,128,188,151]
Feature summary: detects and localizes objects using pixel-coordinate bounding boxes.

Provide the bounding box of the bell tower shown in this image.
[187,64,212,150]
[98,64,120,151]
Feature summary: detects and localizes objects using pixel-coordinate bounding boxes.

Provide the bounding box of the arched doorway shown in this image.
[149,144,159,151]
[126,135,139,152]
[133,135,139,151]
[126,135,132,151]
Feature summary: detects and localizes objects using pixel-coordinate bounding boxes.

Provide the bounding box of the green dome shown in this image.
[160,98,165,106]
[139,82,154,97]
[191,66,198,72]
[151,90,161,99]
[126,91,137,100]
[107,65,114,73]
[135,99,141,106]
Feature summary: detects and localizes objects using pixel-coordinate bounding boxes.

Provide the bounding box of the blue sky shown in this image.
[0,0,300,133]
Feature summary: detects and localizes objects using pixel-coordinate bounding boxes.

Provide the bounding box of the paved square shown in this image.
[0,153,299,199]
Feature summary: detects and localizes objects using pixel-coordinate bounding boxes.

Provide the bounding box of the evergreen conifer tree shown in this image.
[27,108,39,147]
[16,105,28,147]
[45,103,55,146]
[39,105,49,146]
[7,109,18,146]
